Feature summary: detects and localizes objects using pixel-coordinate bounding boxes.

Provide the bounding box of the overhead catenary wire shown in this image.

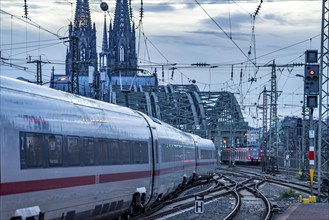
[0,9,67,40]
[194,0,256,67]
[0,1,319,117]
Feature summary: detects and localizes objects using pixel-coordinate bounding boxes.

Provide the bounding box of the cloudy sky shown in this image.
[0,0,323,127]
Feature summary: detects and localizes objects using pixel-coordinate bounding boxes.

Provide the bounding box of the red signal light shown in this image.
[309,70,315,75]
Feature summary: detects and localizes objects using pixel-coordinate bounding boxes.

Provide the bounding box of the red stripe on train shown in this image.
[99,171,151,183]
[1,176,95,195]
[0,171,151,196]
[0,162,200,196]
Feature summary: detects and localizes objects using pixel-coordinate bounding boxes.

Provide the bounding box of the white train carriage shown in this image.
[0,76,216,220]
[191,134,217,176]
[0,76,154,219]
[141,116,197,200]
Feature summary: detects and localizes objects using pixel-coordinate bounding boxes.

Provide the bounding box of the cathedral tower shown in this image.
[66,0,97,77]
[100,0,137,79]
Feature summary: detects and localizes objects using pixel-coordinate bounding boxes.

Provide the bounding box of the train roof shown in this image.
[0,76,138,117]
[188,133,214,148]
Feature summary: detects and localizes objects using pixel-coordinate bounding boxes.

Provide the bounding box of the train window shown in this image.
[22,133,44,168]
[250,148,259,157]
[47,135,63,167]
[141,142,149,163]
[109,140,120,164]
[161,143,184,162]
[132,141,140,164]
[175,144,183,161]
[161,144,169,162]
[132,141,149,164]
[200,149,205,159]
[98,139,108,165]
[121,141,131,164]
[83,138,95,165]
[67,136,80,166]
[184,146,195,160]
[200,150,213,159]
[154,140,159,164]
[20,132,26,168]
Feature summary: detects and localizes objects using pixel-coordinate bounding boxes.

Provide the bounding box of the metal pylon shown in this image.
[269,60,279,172]
[262,86,268,171]
[318,0,329,201]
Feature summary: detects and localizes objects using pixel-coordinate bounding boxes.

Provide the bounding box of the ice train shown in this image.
[0,76,217,220]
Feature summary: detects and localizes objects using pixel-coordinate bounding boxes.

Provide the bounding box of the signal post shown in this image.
[304,50,319,198]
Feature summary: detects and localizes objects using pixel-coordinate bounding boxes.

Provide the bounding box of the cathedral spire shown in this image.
[107,0,137,75]
[66,0,97,79]
[74,0,92,29]
[113,0,132,34]
[102,14,108,52]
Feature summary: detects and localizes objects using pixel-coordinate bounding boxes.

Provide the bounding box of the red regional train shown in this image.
[221,147,261,165]
[0,76,217,220]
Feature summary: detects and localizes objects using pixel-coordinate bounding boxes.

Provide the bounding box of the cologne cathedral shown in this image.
[52,0,157,97]
[51,0,248,150]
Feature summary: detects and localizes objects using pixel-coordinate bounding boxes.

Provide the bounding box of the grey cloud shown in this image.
[204,13,252,30]
[139,3,176,12]
[263,13,288,25]
[149,35,218,48]
[188,30,250,42]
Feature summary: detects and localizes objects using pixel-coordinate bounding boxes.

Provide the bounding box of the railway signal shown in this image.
[305,64,319,107]
[303,50,319,198]
[304,64,320,95]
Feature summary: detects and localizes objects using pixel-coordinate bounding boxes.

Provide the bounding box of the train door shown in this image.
[135,112,160,206]
[193,139,198,175]
[149,127,160,202]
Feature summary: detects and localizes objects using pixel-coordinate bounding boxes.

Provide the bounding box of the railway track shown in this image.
[133,166,326,220]
[220,174,271,220]
[135,174,271,220]
[230,166,327,198]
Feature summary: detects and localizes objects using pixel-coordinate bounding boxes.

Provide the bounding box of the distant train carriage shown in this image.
[221,147,261,165]
[190,134,217,177]
[249,147,262,165]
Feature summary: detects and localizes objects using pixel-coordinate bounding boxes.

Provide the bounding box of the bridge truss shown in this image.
[109,83,248,155]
